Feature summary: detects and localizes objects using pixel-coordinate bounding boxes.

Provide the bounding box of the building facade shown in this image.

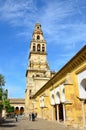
[9,98,25,115]
[25,23,86,127]
[31,45,86,127]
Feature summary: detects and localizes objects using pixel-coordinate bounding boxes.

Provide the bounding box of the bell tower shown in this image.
[25,23,55,114]
[29,23,49,72]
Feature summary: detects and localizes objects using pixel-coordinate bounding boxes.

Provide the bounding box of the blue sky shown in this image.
[0,0,86,98]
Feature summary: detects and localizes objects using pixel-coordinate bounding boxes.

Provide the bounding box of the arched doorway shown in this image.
[54,91,60,121]
[54,104,57,120]
[14,107,20,115]
[20,107,24,115]
[59,103,64,121]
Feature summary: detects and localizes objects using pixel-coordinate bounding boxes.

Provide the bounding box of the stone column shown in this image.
[41,107,43,119]
[63,104,66,124]
[52,105,55,121]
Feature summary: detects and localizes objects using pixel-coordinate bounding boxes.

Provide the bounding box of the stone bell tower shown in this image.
[25,23,55,114]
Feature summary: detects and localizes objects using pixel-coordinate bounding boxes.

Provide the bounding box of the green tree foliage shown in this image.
[0,74,13,113]
[0,88,3,100]
[0,103,3,111]
[2,99,14,113]
[6,106,14,113]
[0,74,5,87]
[3,99,9,108]
[0,74,6,100]
[0,74,8,111]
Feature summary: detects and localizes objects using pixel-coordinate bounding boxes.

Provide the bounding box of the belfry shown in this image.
[25,23,55,114]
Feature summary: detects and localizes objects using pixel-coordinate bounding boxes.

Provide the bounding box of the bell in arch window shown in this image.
[42,44,45,52]
[33,43,36,51]
[37,44,40,51]
[37,35,40,40]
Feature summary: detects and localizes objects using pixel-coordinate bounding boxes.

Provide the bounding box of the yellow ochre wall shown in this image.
[30,45,86,127]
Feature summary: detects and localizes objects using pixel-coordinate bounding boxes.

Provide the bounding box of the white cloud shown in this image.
[39,0,86,45]
[0,0,86,49]
[0,0,38,26]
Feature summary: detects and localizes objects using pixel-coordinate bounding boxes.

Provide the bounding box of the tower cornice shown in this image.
[29,51,47,59]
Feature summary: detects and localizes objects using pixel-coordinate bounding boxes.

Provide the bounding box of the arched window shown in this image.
[33,43,36,51]
[51,94,55,105]
[56,91,60,104]
[36,74,40,77]
[29,89,32,95]
[33,46,35,51]
[78,71,86,99]
[56,91,60,98]
[15,107,19,115]
[61,84,65,102]
[37,44,40,51]
[52,94,54,99]
[42,44,45,52]
[16,107,19,110]
[81,78,86,91]
[37,35,40,40]
[37,26,39,29]
[42,47,45,52]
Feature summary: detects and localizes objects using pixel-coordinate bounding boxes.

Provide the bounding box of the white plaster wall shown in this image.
[40,97,42,107]
[61,84,65,102]
[77,70,86,99]
[55,87,60,104]
[50,89,55,105]
[41,96,44,107]
[40,96,44,107]
[14,106,25,110]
